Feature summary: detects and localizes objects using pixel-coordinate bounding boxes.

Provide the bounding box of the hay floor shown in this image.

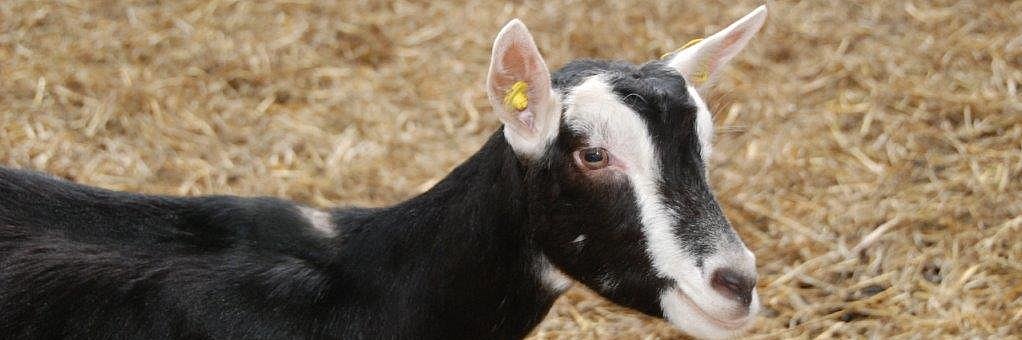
[2,0,1020,338]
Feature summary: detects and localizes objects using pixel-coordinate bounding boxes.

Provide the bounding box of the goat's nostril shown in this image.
[710,268,756,306]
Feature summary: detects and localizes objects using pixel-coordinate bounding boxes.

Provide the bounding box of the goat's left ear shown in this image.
[666,5,767,96]
[487,19,559,160]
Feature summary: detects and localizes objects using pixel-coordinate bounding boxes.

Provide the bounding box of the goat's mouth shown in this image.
[676,287,751,328]
[659,287,757,339]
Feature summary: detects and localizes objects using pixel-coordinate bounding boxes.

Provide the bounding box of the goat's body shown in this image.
[0,134,558,339]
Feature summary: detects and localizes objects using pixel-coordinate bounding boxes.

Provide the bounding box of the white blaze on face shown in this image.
[690,85,714,162]
[563,75,757,339]
[563,74,698,281]
[563,75,657,174]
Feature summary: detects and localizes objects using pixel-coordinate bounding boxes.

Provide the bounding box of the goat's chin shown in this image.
[659,288,759,340]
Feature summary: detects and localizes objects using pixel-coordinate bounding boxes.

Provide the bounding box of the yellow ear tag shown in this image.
[659,38,711,85]
[691,66,710,85]
[504,81,529,111]
[659,38,704,60]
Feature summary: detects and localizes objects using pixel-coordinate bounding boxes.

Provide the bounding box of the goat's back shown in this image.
[0,167,342,339]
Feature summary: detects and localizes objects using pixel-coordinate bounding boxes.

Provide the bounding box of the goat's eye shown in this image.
[575,147,610,170]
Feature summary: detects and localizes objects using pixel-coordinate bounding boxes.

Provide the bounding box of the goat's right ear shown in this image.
[665,5,767,97]
[487,19,559,159]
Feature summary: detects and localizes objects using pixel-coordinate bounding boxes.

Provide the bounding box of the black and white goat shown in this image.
[0,6,767,340]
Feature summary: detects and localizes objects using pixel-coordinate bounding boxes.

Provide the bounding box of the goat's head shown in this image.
[485,6,767,339]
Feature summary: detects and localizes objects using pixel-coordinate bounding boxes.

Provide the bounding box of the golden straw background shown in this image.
[2,0,1020,338]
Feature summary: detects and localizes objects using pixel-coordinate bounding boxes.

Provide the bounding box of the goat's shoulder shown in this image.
[181,195,340,255]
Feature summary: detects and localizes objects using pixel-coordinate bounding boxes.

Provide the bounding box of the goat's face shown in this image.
[486,7,767,339]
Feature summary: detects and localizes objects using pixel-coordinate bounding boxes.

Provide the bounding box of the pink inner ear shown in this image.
[492,38,548,132]
[706,27,747,75]
[495,40,538,91]
[487,21,555,138]
[501,41,528,79]
[518,110,535,130]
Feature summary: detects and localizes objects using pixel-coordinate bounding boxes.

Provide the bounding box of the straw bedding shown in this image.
[1,0,1020,338]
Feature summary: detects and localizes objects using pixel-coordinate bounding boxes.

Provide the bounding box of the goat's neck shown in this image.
[328,131,560,337]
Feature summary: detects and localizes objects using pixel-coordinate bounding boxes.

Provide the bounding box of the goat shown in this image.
[0,6,767,340]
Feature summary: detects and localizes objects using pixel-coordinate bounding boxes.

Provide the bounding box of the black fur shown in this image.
[534,60,736,319]
[602,60,739,261]
[1,134,554,339]
[0,59,734,339]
